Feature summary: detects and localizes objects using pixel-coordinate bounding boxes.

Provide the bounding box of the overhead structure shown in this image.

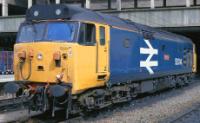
[1,0,199,17]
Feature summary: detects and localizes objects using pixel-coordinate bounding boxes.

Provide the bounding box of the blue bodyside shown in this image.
[109,27,193,85]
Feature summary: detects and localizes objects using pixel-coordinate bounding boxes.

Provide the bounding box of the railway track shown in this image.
[170,103,200,123]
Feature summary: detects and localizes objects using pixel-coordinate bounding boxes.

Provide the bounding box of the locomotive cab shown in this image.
[15,21,78,83]
[14,4,110,94]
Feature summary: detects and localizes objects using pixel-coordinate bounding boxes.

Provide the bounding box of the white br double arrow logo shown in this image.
[140,39,158,74]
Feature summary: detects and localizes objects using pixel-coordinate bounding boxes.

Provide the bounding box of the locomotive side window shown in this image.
[79,23,96,45]
[100,26,105,45]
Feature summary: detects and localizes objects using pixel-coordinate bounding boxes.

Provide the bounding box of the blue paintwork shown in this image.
[109,27,193,85]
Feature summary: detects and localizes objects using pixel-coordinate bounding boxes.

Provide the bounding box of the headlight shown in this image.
[56,73,64,80]
[37,53,43,60]
[56,74,61,79]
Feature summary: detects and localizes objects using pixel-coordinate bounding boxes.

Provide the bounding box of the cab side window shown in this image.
[79,23,96,45]
[100,26,105,45]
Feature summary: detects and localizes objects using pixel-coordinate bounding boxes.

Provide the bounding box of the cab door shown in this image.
[96,24,110,80]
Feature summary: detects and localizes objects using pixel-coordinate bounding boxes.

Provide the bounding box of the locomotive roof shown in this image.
[26,4,192,44]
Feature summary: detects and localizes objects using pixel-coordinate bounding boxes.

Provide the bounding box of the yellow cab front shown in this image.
[14,21,110,94]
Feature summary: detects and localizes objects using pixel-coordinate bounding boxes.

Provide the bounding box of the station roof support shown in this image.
[186,0,191,7]
[85,0,91,9]
[56,0,61,4]
[2,0,8,17]
[134,0,138,8]
[116,0,122,11]
[28,0,32,8]
[163,0,167,7]
[108,0,111,9]
[151,0,155,9]
[194,0,197,6]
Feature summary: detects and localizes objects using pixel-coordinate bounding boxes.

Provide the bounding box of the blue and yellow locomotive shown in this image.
[4,4,196,118]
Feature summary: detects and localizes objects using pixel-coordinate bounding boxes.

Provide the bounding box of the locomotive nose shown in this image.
[14,42,70,83]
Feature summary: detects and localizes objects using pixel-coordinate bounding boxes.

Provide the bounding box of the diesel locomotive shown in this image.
[3,4,196,118]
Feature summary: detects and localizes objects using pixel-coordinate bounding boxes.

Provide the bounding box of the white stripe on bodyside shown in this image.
[140,39,158,74]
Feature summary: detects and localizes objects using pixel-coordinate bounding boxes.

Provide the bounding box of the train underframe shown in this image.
[2,73,193,119]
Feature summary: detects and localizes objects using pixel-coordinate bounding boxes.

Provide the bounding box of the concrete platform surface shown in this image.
[0,75,14,83]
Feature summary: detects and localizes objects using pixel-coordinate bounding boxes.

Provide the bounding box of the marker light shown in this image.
[34,11,39,17]
[55,9,61,15]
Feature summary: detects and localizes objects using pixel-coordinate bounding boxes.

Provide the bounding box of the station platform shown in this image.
[0,75,14,83]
